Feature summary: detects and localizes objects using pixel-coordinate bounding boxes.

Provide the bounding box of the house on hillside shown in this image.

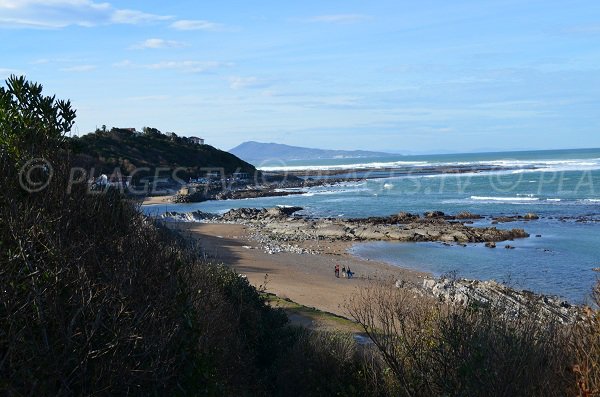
[190,136,205,145]
[206,171,221,180]
[233,172,251,180]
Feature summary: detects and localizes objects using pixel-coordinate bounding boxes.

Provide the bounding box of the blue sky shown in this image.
[1,0,599,153]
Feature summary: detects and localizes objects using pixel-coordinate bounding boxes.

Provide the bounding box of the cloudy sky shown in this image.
[1,0,599,153]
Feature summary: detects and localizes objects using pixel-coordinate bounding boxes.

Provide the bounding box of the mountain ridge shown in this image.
[230,141,395,164]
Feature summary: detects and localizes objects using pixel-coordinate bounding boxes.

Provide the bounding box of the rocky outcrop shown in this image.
[220,206,303,222]
[160,210,217,222]
[219,207,529,244]
[492,213,540,223]
[421,277,580,323]
[455,211,482,220]
[158,207,530,245]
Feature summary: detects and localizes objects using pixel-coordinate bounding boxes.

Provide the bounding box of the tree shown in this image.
[0,75,75,166]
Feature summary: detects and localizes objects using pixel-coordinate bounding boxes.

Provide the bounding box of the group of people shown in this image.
[334,264,354,279]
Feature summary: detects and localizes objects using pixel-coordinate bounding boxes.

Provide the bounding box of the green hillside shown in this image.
[71,127,256,180]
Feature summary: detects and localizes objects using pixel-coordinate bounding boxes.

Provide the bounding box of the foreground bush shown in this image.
[346,282,577,397]
[0,75,196,393]
[572,283,600,396]
[0,76,381,396]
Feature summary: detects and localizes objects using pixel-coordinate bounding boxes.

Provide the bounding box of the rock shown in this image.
[455,211,482,219]
[505,245,515,249]
[314,225,348,239]
[352,227,386,240]
[266,206,303,218]
[393,212,420,223]
[159,210,216,222]
[536,234,542,237]
[485,242,496,248]
[420,277,581,323]
[508,228,529,238]
[593,267,600,272]
[424,210,445,218]
[493,213,540,223]
[170,207,531,246]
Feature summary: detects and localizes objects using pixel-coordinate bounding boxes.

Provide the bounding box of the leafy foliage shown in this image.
[72,127,256,180]
[0,75,75,165]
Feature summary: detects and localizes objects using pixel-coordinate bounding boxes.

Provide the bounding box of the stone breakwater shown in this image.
[217,207,529,244]
[417,278,581,323]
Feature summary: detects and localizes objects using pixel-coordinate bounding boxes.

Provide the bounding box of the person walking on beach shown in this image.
[347,266,353,279]
[342,266,347,278]
[334,264,340,278]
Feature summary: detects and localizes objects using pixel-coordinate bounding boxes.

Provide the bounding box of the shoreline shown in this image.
[163,208,582,323]
[141,161,536,205]
[167,222,428,319]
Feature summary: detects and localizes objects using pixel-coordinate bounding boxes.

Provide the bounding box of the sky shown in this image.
[1,0,599,154]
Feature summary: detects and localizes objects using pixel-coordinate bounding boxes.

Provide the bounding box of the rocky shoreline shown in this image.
[158,206,584,323]
[171,177,364,203]
[163,206,530,244]
[418,277,580,323]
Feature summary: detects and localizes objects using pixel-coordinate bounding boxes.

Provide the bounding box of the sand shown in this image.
[142,195,174,205]
[168,222,429,319]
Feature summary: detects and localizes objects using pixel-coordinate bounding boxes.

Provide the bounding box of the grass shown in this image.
[263,293,362,333]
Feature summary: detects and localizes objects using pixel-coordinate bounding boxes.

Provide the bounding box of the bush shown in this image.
[572,282,600,396]
[346,282,576,397]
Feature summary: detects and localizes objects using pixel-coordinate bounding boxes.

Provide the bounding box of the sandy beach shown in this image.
[142,195,174,205]
[168,222,428,319]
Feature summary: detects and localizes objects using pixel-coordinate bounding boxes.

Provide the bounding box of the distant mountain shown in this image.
[230,141,394,164]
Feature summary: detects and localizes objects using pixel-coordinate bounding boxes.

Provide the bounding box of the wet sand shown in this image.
[168,222,428,319]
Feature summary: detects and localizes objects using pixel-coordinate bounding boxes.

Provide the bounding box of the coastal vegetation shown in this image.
[1,76,599,396]
[71,126,256,182]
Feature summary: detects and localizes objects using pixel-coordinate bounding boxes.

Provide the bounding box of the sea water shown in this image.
[143,148,600,303]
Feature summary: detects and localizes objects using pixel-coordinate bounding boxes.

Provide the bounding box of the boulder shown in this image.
[455,211,482,219]
[424,210,445,218]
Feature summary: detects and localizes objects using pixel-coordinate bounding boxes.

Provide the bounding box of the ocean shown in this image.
[143,148,600,303]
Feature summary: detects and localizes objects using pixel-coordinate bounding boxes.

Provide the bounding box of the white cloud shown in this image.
[110,9,171,24]
[112,59,133,68]
[60,64,96,72]
[563,24,600,35]
[114,59,230,73]
[0,0,172,28]
[125,95,170,102]
[228,76,270,90]
[170,19,223,31]
[146,60,227,73]
[306,14,370,24]
[131,38,186,49]
[30,58,50,64]
[0,67,20,75]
